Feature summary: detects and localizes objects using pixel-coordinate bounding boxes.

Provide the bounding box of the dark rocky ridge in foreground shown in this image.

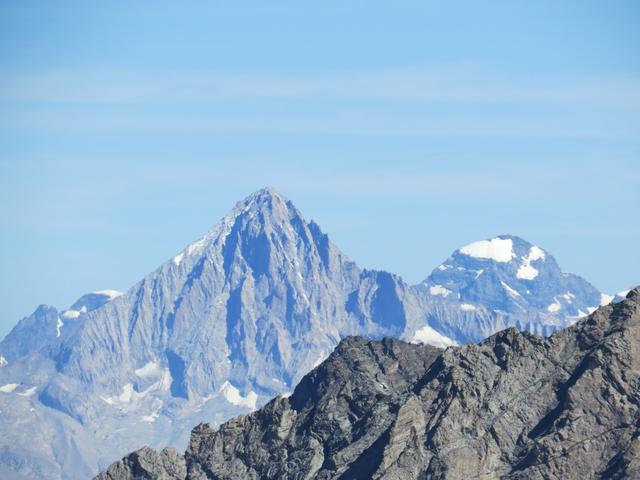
[98,287,640,480]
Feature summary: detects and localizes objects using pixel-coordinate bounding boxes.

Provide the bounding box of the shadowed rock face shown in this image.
[98,288,640,480]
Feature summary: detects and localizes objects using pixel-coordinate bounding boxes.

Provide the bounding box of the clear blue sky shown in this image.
[1,1,639,336]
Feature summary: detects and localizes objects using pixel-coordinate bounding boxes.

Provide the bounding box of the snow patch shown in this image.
[56,317,64,338]
[459,238,514,263]
[460,303,476,311]
[141,413,159,423]
[600,293,614,306]
[429,285,452,297]
[100,371,170,408]
[411,325,457,348]
[516,246,545,280]
[547,300,561,313]
[501,281,520,297]
[62,309,81,319]
[102,383,136,405]
[219,381,258,410]
[93,290,123,300]
[616,289,631,299]
[311,351,329,369]
[0,383,19,393]
[141,399,164,423]
[0,356,7,368]
[135,361,162,378]
[17,386,37,397]
[437,264,450,271]
[172,253,184,266]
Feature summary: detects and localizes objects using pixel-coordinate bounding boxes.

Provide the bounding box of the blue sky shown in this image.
[1,1,639,335]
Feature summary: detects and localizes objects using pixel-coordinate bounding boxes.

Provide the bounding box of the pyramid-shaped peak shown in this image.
[171,187,307,266]
[242,186,288,206]
[226,186,306,226]
[225,186,298,221]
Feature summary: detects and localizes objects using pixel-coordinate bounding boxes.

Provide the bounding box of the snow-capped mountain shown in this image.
[419,235,606,343]
[0,188,625,479]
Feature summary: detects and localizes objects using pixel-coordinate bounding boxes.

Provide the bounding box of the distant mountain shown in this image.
[418,235,606,343]
[0,188,625,479]
[98,288,640,480]
[0,290,121,365]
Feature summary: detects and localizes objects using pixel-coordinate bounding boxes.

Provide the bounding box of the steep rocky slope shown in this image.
[99,287,640,479]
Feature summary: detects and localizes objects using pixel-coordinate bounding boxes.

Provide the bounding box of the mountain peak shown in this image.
[422,234,602,337]
[170,187,299,267]
[239,186,288,208]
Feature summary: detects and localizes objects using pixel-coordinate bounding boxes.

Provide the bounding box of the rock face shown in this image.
[100,288,640,479]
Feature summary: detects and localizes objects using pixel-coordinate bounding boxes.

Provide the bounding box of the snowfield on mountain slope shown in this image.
[459,237,515,262]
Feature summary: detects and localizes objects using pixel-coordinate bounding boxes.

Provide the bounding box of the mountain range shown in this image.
[98,287,640,480]
[0,187,630,479]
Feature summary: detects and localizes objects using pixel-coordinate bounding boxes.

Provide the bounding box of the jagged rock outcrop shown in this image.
[100,288,640,479]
